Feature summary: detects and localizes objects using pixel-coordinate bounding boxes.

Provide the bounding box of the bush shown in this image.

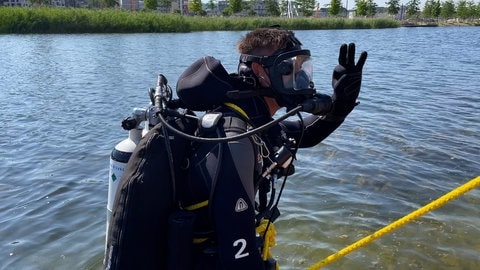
[0,7,400,34]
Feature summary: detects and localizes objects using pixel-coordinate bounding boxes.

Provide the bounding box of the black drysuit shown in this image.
[104,82,345,270]
[179,94,344,269]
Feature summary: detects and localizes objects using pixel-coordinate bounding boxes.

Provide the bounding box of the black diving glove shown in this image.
[330,43,368,117]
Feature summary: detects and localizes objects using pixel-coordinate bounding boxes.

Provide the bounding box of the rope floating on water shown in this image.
[307,175,480,270]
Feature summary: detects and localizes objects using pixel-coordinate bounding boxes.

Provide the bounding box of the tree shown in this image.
[355,0,376,17]
[144,0,157,10]
[228,0,243,14]
[265,0,281,16]
[102,0,118,8]
[279,0,288,15]
[356,0,368,16]
[440,0,455,19]
[206,0,216,11]
[244,0,257,16]
[329,0,342,16]
[422,0,440,19]
[457,0,470,20]
[296,0,316,16]
[466,0,477,19]
[365,0,377,16]
[385,0,400,16]
[188,0,203,14]
[432,0,441,19]
[456,0,475,20]
[405,0,420,18]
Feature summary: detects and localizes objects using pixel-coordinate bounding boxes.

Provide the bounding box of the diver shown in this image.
[175,27,367,269]
[104,27,367,270]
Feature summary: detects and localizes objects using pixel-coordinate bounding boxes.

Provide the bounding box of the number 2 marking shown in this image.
[233,239,249,259]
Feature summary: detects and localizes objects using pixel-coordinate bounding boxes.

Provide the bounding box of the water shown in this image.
[1,27,479,270]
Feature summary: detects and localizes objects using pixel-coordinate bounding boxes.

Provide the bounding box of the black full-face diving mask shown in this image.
[239,38,316,109]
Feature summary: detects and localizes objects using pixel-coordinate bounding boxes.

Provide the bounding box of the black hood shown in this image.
[176,56,272,128]
[222,75,272,128]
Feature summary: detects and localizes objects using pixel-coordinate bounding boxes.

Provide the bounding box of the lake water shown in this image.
[0,27,479,270]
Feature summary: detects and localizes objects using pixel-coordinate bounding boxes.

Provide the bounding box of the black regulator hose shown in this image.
[156,105,303,143]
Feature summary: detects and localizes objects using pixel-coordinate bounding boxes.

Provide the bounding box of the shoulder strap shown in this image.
[224,102,250,120]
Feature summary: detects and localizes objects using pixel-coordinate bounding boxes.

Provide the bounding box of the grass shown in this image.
[0,7,401,34]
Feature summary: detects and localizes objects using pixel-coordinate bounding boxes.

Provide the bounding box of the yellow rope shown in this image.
[307,175,480,270]
[256,219,277,260]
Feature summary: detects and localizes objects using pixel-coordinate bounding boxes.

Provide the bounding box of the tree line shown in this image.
[383,0,479,20]
[21,0,480,21]
[172,0,480,21]
[311,0,480,20]
[144,0,317,17]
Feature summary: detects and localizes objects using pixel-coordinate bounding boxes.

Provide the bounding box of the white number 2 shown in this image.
[233,239,249,259]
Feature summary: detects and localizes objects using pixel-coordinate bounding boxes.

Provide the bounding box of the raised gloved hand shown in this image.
[331,43,367,117]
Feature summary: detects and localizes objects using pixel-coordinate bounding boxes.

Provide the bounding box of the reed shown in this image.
[0,7,400,34]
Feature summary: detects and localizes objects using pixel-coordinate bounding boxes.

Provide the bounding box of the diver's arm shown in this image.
[279,115,344,148]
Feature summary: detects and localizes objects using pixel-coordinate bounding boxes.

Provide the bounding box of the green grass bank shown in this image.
[0,7,400,34]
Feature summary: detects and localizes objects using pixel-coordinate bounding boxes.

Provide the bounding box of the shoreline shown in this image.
[401,19,480,28]
[1,7,478,34]
[1,7,400,34]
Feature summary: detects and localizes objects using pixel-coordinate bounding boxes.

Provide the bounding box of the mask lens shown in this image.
[294,56,313,90]
[281,55,313,91]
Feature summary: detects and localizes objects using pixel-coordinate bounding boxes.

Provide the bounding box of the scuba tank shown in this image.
[106,108,146,246]
[105,75,166,260]
[104,74,200,270]
[106,74,171,240]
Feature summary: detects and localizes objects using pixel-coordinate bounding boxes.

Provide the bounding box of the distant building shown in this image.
[204,0,266,16]
[120,0,138,10]
[251,0,266,16]
[3,0,29,6]
[217,0,228,12]
[2,0,87,7]
[50,0,65,6]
